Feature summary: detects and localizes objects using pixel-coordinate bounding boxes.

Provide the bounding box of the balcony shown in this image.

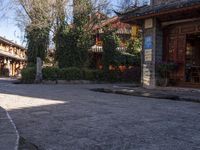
[0,47,27,61]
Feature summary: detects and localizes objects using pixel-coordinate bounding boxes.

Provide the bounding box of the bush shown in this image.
[93,70,104,81]
[82,69,104,81]
[105,70,122,82]
[42,67,60,81]
[60,67,82,80]
[121,67,141,82]
[1,68,9,77]
[21,67,36,83]
[157,62,178,78]
[82,69,95,80]
[41,67,105,81]
[40,66,140,83]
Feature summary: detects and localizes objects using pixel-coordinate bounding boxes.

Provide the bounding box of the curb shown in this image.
[91,88,200,103]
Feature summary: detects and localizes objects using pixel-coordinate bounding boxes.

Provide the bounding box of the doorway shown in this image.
[185,33,200,83]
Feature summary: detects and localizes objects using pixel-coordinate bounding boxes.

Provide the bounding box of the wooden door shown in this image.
[167,36,178,62]
[165,35,186,82]
[177,35,186,81]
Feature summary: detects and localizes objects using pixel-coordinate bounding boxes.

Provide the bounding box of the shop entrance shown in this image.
[185,33,200,83]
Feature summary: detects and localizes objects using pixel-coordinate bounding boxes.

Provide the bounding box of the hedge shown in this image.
[21,66,141,83]
[60,67,82,80]
[42,67,60,81]
[21,67,36,83]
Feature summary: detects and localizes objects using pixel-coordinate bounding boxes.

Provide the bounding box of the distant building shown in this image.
[89,15,132,69]
[119,0,200,88]
[0,36,27,77]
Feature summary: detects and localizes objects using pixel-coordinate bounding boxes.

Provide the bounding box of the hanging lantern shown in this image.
[131,25,139,38]
[4,58,7,64]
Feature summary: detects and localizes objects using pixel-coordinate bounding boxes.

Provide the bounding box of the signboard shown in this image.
[145,49,152,62]
[145,18,153,29]
[143,64,151,86]
[144,36,153,49]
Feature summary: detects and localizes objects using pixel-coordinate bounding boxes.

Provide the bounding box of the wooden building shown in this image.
[118,0,200,88]
[89,16,132,69]
[0,36,27,77]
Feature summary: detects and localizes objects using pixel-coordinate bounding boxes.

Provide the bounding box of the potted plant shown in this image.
[157,62,178,86]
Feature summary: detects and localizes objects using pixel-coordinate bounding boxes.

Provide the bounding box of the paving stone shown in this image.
[0,79,200,150]
[0,107,18,150]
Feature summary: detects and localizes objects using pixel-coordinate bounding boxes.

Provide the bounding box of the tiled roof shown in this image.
[0,36,26,51]
[93,16,119,30]
[118,0,200,21]
[93,16,131,33]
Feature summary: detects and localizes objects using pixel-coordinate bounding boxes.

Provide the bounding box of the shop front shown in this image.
[164,20,200,86]
[118,0,200,88]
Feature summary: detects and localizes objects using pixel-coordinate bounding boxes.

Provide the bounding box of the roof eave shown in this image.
[119,4,200,24]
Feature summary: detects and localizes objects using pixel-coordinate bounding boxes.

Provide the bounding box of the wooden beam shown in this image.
[162,18,200,27]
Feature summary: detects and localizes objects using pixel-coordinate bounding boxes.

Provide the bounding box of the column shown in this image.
[141,18,163,89]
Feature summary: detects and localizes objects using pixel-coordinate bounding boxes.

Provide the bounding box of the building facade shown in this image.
[89,16,132,69]
[0,36,27,77]
[119,0,200,88]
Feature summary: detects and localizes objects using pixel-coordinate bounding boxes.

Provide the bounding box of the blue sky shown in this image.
[0,0,119,46]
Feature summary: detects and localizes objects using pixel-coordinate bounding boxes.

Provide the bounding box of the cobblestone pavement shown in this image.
[0,79,200,150]
[0,106,19,150]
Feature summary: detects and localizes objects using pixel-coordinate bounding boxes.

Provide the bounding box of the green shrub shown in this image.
[42,67,59,81]
[1,68,9,77]
[82,69,104,81]
[121,67,141,82]
[60,67,82,80]
[40,66,140,83]
[82,69,95,80]
[106,70,122,82]
[21,67,36,83]
[93,70,104,81]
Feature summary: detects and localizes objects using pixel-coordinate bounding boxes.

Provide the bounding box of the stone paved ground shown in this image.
[0,106,19,150]
[0,79,200,150]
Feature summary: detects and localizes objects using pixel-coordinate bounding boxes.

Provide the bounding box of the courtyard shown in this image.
[0,79,200,150]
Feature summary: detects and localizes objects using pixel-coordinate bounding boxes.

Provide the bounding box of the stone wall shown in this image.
[141,18,163,88]
[142,18,156,88]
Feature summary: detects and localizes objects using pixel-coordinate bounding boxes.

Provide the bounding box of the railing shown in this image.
[0,48,27,60]
[89,45,127,53]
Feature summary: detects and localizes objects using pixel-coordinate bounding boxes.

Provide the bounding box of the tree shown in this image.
[7,0,70,64]
[26,26,50,63]
[54,0,109,68]
[102,30,118,73]
[12,0,54,64]
[116,0,139,11]
[116,0,150,12]
[1,0,109,67]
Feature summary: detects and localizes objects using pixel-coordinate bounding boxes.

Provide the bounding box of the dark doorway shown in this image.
[185,33,200,83]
